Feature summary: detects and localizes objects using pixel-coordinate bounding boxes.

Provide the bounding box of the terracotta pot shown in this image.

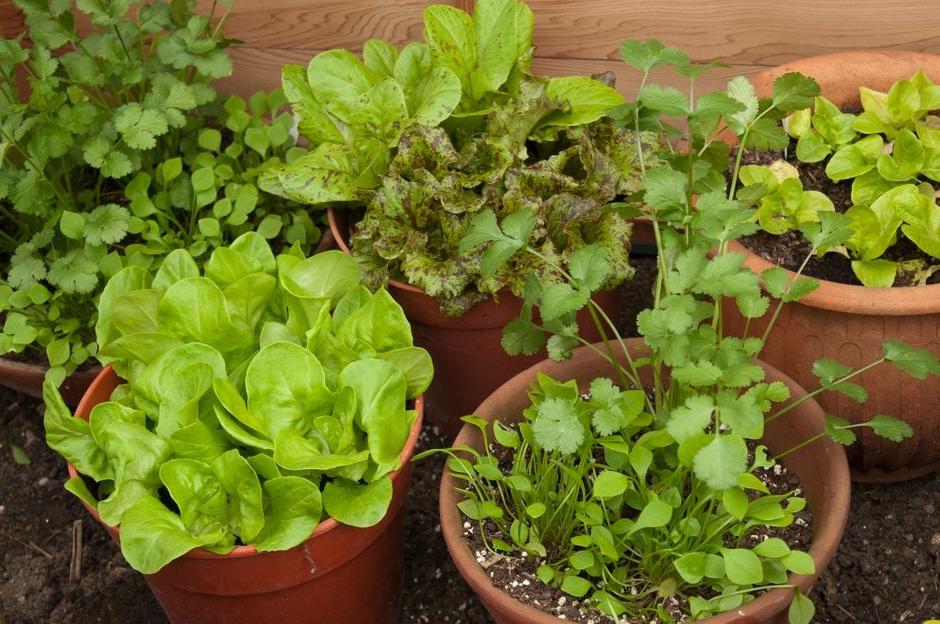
[441,338,850,624]
[328,208,622,438]
[68,367,423,624]
[0,356,100,406]
[630,216,657,249]
[723,51,940,482]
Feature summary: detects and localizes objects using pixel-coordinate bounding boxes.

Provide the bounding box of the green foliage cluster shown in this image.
[430,40,940,623]
[259,0,645,315]
[759,70,940,286]
[121,92,321,262]
[44,233,432,573]
[0,0,317,384]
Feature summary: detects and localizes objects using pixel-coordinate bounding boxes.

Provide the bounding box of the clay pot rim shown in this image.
[754,49,940,77]
[729,50,940,317]
[439,340,850,623]
[66,365,425,561]
[327,206,422,295]
[729,240,940,316]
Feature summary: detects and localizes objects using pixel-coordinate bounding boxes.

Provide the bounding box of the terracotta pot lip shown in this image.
[327,206,422,295]
[753,49,940,73]
[67,365,425,560]
[440,339,850,623]
[729,241,940,316]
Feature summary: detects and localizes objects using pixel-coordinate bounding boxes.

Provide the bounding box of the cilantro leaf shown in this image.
[539,283,588,322]
[47,251,99,294]
[865,414,914,442]
[532,398,585,455]
[619,39,688,72]
[771,72,821,112]
[114,104,170,150]
[84,204,131,246]
[883,340,940,379]
[501,317,546,356]
[546,333,579,361]
[666,395,714,442]
[824,414,857,445]
[7,257,47,289]
[694,434,748,490]
[725,76,758,134]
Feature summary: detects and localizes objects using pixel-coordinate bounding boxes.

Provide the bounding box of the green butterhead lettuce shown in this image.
[44,232,432,573]
[777,70,940,286]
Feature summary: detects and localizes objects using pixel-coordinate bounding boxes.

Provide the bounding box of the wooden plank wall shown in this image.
[0,0,23,38]
[3,0,940,97]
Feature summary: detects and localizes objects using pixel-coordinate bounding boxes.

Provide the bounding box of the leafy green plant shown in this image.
[737,162,835,235]
[260,0,644,315]
[44,233,432,573]
[0,0,317,383]
[121,91,319,261]
[779,70,940,286]
[424,40,940,623]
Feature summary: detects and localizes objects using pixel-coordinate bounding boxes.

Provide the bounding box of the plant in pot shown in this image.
[426,41,940,624]
[43,232,432,623]
[722,53,940,481]
[258,0,653,435]
[0,0,322,404]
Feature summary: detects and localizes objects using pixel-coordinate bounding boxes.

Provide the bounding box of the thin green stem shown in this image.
[760,248,814,344]
[767,358,885,424]
[773,431,826,460]
[211,0,236,39]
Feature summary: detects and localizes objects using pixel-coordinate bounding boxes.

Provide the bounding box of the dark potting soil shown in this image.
[3,349,98,373]
[621,255,658,340]
[735,147,940,288]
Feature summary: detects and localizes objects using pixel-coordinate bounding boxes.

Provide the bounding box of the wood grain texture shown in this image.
[0,0,24,39]
[524,0,940,65]
[5,0,940,95]
[218,46,760,98]
[195,0,447,50]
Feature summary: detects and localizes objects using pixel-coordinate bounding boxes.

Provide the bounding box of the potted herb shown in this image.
[259,0,648,435]
[723,51,940,481]
[0,0,321,404]
[44,232,432,623]
[427,41,940,623]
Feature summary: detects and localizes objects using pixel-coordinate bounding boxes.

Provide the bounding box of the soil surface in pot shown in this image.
[735,145,940,287]
[2,258,938,623]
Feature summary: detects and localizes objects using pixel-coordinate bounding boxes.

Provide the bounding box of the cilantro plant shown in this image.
[44,233,432,574]
[260,0,646,316]
[121,91,321,260]
[774,71,940,286]
[426,40,940,623]
[0,0,316,384]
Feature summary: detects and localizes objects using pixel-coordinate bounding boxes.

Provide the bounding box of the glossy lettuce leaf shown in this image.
[45,234,430,574]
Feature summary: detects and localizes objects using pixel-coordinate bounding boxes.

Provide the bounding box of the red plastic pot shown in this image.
[0,356,100,406]
[67,367,424,624]
[441,339,850,624]
[328,207,623,438]
[723,51,940,483]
